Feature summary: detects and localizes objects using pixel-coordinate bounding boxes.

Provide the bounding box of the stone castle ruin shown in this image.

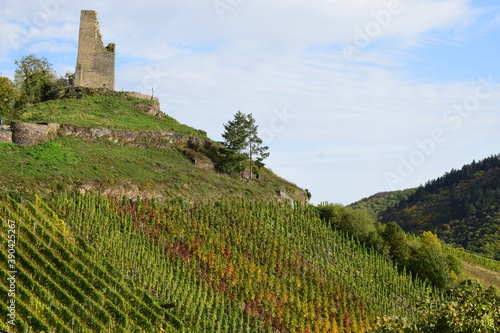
[75,10,115,90]
[0,10,166,147]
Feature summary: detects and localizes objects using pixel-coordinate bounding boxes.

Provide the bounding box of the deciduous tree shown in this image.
[0,76,18,122]
[371,280,500,333]
[408,231,455,288]
[14,54,56,106]
[382,222,409,264]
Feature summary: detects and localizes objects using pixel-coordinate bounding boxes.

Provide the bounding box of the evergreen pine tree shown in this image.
[220,111,269,176]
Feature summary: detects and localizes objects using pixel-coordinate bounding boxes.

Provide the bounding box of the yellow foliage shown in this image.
[420,231,443,254]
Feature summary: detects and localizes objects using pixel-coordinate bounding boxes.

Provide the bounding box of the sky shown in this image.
[1,0,499,205]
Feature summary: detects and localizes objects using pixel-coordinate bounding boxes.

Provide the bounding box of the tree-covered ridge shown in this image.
[349,188,417,218]
[379,154,500,260]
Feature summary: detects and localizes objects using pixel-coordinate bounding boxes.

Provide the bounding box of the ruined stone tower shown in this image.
[75,10,115,90]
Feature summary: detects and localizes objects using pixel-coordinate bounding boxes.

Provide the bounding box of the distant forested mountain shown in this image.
[377,154,500,260]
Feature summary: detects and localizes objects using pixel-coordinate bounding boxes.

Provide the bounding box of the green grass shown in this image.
[444,245,500,290]
[2,91,305,202]
[16,94,202,136]
[0,136,303,202]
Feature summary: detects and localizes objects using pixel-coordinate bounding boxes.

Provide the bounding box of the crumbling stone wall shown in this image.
[124,92,163,117]
[10,122,60,146]
[6,121,206,149]
[125,92,159,103]
[57,124,207,149]
[75,10,115,90]
[0,128,12,143]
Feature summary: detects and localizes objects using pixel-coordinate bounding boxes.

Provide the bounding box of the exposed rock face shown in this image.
[57,124,207,149]
[134,103,163,118]
[182,148,215,170]
[10,122,60,146]
[124,92,163,118]
[0,127,12,143]
[5,120,209,151]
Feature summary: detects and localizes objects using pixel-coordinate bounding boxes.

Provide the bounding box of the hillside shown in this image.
[16,88,201,134]
[3,193,447,332]
[3,194,499,332]
[0,195,184,332]
[349,188,417,218]
[0,88,306,203]
[374,154,500,261]
[1,90,498,332]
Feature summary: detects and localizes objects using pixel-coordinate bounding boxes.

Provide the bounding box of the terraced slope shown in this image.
[50,192,447,332]
[0,195,184,332]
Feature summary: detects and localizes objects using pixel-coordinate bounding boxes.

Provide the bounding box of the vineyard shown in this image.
[1,63,498,332]
[0,195,183,332]
[0,192,444,332]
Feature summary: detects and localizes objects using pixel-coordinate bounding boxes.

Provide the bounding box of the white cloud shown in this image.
[28,40,76,54]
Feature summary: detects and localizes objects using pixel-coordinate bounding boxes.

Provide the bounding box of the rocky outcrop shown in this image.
[0,127,12,143]
[4,120,210,151]
[134,103,163,118]
[124,92,163,118]
[182,148,215,170]
[57,124,208,149]
[10,122,60,146]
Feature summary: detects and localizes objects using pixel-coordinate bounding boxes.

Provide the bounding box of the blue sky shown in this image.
[1,0,499,204]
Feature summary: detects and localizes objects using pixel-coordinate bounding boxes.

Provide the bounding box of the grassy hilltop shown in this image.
[0,88,306,202]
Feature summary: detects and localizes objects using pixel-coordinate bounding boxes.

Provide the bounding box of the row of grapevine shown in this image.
[52,193,266,332]
[444,245,500,273]
[50,192,445,332]
[0,196,183,332]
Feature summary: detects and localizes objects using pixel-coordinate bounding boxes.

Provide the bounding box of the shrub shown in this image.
[371,280,500,333]
[318,203,376,240]
[382,222,409,264]
[407,232,454,289]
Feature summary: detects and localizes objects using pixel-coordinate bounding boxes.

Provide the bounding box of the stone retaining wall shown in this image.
[0,126,12,143]
[10,122,60,146]
[3,122,207,149]
[58,124,207,149]
[124,91,159,103]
